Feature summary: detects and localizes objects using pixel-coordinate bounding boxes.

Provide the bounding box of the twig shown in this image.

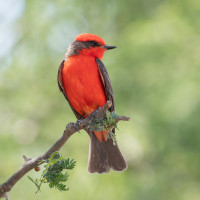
[0,101,130,199]
[4,194,8,200]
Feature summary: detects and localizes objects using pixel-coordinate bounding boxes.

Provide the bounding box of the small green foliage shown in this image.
[28,152,76,194]
[87,111,119,144]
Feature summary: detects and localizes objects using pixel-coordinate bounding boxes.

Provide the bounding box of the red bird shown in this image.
[58,33,127,173]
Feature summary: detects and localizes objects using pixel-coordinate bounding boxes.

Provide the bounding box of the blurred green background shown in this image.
[0,0,200,199]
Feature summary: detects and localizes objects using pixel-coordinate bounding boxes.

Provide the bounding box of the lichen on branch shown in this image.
[0,101,130,199]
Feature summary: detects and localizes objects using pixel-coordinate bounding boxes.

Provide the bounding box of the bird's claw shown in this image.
[74,120,81,133]
[90,107,101,118]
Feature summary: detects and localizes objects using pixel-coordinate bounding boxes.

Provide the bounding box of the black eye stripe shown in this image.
[65,40,102,58]
[89,40,100,47]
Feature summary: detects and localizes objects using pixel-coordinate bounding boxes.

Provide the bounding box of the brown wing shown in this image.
[95,58,115,112]
[57,60,82,119]
[90,59,127,172]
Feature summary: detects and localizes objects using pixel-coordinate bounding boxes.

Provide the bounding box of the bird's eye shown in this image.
[89,41,99,47]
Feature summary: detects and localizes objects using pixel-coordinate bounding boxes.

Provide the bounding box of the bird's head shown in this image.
[65,33,116,59]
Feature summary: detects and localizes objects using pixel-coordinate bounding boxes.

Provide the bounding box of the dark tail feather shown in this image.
[106,138,127,171]
[88,132,127,173]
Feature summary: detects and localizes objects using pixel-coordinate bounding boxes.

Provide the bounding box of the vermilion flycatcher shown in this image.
[58,33,127,173]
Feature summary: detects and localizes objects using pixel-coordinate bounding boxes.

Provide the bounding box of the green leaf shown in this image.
[28,152,76,194]
[49,151,60,161]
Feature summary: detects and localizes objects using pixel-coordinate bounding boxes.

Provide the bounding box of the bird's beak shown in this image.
[102,45,117,50]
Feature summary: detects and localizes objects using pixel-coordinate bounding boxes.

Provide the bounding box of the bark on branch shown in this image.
[0,101,130,199]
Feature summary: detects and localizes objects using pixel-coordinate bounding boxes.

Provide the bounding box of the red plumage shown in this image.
[58,33,127,173]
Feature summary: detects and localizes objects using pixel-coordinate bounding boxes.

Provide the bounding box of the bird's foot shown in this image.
[74,120,81,133]
[90,107,101,118]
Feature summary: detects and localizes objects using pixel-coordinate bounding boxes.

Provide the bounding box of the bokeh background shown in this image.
[0,0,200,199]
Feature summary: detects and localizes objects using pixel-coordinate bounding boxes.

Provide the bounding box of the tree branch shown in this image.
[0,101,130,199]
